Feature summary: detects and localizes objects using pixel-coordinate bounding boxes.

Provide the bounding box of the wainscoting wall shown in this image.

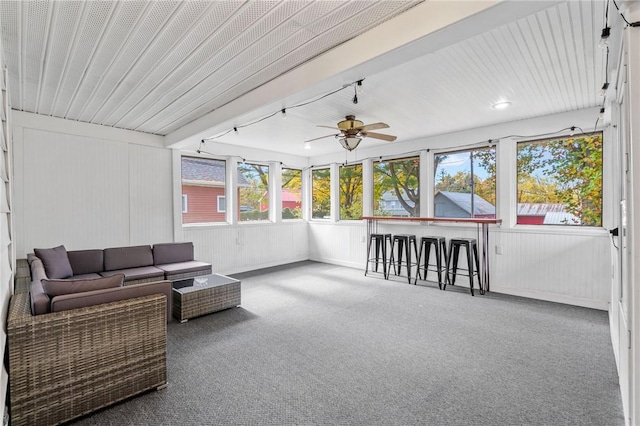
[309,221,611,310]
[183,221,308,275]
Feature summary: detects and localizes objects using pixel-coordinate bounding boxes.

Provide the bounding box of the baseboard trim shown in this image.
[490,285,608,310]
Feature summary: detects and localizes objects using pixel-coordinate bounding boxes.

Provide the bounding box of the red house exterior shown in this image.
[181,157,248,224]
[259,189,301,212]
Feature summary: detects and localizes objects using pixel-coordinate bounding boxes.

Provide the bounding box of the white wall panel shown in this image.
[13,114,173,256]
[128,144,173,245]
[183,221,308,275]
[310,221,610,310]
[19,128,130,253]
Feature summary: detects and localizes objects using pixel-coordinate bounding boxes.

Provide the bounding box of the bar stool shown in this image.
[415,236,448,289]
[365,233,392,279]
[446,237,483,296]
[388,234,418,284]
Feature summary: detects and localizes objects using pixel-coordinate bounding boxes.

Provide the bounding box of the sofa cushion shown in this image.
[34,245,73,279]
[71,273,103,280]
[156,261,212,275]
[104,245,154,271]
[100,266,164,282]
[50,280,173,320]
[42,274,124,297]
[153,242,194,265]
[67,249,104,275]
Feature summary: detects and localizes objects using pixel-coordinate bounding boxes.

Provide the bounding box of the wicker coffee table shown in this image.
[172,273,241,323]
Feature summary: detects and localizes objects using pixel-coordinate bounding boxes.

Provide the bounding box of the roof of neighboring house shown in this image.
[380,190,415,206]
[181,157,249,186]
[543,211,581,225]
[435,191,495,215]
[517,203,566,216]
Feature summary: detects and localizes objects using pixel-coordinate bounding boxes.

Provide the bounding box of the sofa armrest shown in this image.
[7,292,167,426]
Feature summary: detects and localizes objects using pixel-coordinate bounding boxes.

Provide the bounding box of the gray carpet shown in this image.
[73,261,624,425]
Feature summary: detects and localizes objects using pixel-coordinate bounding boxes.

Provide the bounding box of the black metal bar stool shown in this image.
[388,234,418,284]
[445,237,483,296]
[415,236,448,289]
[365,233,392,279]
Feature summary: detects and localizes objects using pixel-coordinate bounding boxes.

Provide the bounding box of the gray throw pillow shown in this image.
[42,274,124,297]
[34,245,73,279]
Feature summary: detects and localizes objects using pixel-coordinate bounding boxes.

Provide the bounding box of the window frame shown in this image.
[433,146,496,219]
[373,156,420,218]
[311,167,331,220]
[515,132,603,227]
[281,167,303,220]
[217,195,226,213]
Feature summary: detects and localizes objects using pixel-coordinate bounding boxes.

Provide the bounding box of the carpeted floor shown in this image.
[73,261,624,425]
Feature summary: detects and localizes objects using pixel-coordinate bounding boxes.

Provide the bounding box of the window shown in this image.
[217,196,226,212]
[238,163,269,221]
[434,147,496,218]
[516,133,603,226]
[373,157,419,217]
[311,168,330,219]
[182,195,188,213]
[282,168,302,219]
[181,156,226,224]
[339,164,363,220]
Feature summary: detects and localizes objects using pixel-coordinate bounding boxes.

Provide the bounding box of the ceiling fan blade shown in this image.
[358,122,389,131]
[364,132,397,142]
[317,125,340,131]
[305,133,339,142]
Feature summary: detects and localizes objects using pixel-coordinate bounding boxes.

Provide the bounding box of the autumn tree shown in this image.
[339,164,363,220]
[517,134,603,226]
[312,168,331,219]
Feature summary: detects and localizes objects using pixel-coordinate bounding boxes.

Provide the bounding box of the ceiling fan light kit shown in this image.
[306,115,397,151]
[340,137,363,151]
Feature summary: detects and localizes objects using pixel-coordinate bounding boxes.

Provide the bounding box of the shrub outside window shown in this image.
[312,168,330,219]
[516,133,603,226]
[373,157,419,217]
[238,163,269,221]
[434,147,496,218]
[339,164,363,220]
[181,156,226,224]
[282,168,302,219]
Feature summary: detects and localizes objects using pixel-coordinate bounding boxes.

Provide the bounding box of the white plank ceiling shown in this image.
[0,1,609,156]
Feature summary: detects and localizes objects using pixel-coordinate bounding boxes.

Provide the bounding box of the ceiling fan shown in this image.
[306,115,397,151]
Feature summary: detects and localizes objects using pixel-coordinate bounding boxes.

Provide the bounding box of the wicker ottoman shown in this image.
[172,273,241,322]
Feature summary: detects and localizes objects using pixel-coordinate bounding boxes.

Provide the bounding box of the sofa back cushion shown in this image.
[104,245,154,271]
[34,245,73,279]
[50,280,172,320]
[30,258,51,315]
[153,242,194,265]
[67,249,104,275]
[42,274,124,297]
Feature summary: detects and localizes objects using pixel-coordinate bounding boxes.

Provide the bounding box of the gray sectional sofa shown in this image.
[28,242,212,316]
[7,242,212,426]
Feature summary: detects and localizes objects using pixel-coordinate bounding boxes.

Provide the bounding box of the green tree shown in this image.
[546,135,603,226]
[374,157,419,217]
[238,163,268,215]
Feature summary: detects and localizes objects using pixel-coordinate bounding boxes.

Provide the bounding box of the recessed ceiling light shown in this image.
[492,101,512,110]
